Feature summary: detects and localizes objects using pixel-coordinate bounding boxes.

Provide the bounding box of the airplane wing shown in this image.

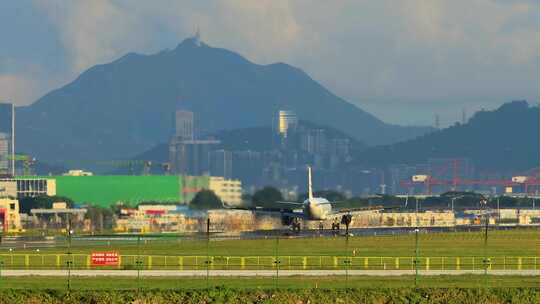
[275,201,305,206]
[329,203,400,215]
[223,205,308,220]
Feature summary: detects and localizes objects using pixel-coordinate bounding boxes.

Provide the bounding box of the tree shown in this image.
[252,187,283,206]
[84,205,114,232]
[190,190,223,210]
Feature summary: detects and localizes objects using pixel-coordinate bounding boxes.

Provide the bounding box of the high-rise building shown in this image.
[0,103,13,176]
[0,133,9,174]
[300,129,326,155]
[174,110,194,141]
[169,139,220,176]
[277,110,298,138]
[209,149,233,179]
[170,110,222,175]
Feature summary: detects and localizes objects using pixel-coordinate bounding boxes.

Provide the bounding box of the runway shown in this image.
[2,269,540,277]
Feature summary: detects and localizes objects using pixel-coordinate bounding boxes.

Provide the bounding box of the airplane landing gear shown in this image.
[331,222,340,236]
[291,220,301,232]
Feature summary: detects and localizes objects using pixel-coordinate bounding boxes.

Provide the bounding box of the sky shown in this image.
[1,0,540,127]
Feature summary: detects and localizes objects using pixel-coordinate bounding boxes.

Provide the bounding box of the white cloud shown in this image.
[4,0,540,123]
[0,74,38,105]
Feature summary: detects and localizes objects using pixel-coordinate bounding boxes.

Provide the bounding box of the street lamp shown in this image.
[480,198,490,284]
[450,195,464,213]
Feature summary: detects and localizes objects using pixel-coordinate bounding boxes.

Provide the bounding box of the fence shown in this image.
[0,254,539,271]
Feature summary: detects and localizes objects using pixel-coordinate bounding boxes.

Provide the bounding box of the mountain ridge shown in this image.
[16,38,431,162]
[355,100,540,172]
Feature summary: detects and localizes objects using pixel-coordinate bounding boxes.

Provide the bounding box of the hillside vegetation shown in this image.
[357,101,540,172]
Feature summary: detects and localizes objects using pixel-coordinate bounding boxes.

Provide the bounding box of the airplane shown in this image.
[238,166,385,231]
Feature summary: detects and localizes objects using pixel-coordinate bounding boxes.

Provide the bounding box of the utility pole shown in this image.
[414,197,420,287]
[67,214,73,291]
[342,214,352,297]
[497,197,500,225]
[137,234,141,292]
[482,199,489,285]
[206,217,210,289]
[274,232,280,289]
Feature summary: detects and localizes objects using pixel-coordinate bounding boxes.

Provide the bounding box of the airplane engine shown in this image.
[281,215,295,226]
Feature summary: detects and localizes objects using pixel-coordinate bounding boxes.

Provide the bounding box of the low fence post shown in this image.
[178,256,183,270]
[395,257,399,269]
[240,257,245,270]
[24,255,29,269]
[442,257,444,270]
[518,257,522,270]
[456,257,460,270]
[56,255,60,269]
[425,257,430,271]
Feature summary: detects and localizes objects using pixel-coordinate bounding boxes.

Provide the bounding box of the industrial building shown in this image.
[0,178,56,198]
[0,183,22,232]
[0,198,21,232]
[1,175,242,208]
[208,176,242,206]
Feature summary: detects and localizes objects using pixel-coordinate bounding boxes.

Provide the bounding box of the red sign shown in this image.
[0,208,6,233]
[91,251,119,266]
[145,209,166,216]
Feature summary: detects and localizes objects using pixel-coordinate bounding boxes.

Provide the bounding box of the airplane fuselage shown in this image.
[304,197,332,220]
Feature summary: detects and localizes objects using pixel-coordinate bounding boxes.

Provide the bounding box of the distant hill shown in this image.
[211,120,366,152]
[16,37,430,162]
[129,120,365,164]
[355,101,540,172]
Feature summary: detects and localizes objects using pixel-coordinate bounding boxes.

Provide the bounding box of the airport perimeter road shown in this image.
[3,270,540,277]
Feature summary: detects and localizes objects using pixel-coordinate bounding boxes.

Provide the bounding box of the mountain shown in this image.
[355,101,540,172]
[16,37,431,162]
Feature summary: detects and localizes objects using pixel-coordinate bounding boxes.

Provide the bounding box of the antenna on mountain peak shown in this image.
[194,26,201,46]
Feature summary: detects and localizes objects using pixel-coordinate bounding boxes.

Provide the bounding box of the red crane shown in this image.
[400,159,540,195]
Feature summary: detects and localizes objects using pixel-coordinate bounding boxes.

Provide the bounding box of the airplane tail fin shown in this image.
[308,166,313,201]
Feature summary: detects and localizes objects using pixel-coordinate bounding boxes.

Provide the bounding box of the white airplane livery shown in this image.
[276,166,376,222]
[233,166,383,230]
[302,166,332,220]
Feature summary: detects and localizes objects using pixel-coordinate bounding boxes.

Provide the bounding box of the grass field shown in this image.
[1,229,540,270]
[5,228,540,257]
[1,275,540,290]
[2,287,540,304]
